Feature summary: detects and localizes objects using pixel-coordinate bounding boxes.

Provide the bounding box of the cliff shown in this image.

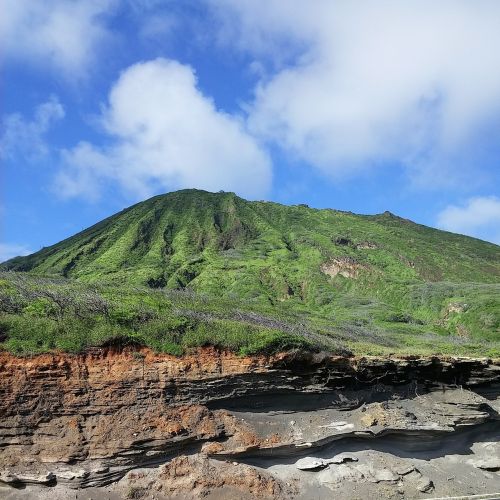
[0,348,499,498]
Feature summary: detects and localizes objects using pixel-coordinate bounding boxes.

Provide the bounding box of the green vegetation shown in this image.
[1,189,499,357]
[0,273,333,356]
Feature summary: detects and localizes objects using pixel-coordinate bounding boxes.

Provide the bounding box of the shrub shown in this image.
[88,323,133,347]
[182,319,310,355]
[1,315,59,354]
[137,316,191,353]
[24,298,58,318]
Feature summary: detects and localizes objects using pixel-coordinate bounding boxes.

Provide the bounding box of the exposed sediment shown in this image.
[0,347,499,498]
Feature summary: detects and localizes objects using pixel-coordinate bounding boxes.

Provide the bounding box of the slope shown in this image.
[1,189,499,355]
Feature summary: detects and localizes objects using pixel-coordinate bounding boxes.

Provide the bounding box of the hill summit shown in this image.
[3,189,498,289]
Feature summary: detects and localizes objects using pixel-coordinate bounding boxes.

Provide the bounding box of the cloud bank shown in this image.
[5,1,500,210]
[437,196,500,244]
[0,0,116,76]
[57,59,272,200]
[210,0,500,184]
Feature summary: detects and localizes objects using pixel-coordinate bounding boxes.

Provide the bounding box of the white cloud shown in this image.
[210,0,500,184]
[0,243,33,263]
[56,58,272,200]
[437,196,500,244]
[0,0,116,76]
[1,97,65,161]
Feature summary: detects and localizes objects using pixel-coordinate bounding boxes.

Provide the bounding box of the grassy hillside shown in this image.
[1,189,499,356]
[1,272,498,357]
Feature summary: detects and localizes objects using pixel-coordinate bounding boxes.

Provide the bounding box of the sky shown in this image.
[1,0,500,262]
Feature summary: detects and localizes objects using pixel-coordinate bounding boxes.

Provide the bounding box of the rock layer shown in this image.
[0,347,499,497]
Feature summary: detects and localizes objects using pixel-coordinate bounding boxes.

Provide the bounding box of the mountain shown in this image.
[4,189,499,285]
[2,189,499,355]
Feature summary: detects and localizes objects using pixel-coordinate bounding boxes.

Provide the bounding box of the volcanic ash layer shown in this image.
[0,347,499,499]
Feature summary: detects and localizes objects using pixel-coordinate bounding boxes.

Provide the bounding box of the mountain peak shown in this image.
[2,191,498,293]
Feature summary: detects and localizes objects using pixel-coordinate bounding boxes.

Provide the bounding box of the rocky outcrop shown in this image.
[152,455,295,499]
[0,347,499,497]
[320,257,367,278]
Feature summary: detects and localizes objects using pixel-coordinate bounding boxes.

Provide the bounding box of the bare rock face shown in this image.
[0,347,270,488]
[320,257,367,278]
[0,347,499,498]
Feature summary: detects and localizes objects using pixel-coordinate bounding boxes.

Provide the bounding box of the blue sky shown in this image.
[2,0,500,261]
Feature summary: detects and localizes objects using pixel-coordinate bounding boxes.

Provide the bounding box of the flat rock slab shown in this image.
[317,464,364,485]
[417,475,434,492]
[469,458,500,471]
[0,471,55,485]
[295,458,329,471]
[395,464,415,475]
[356,464,400,483]
[296,454,358,470]
[327,453,359,465]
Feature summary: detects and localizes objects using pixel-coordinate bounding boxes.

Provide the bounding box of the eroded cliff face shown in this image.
[0,348,499,499]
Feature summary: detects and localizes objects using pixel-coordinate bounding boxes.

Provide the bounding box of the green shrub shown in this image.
[137,316,191,353]
[1,315,59,354]
[239,331,309,356]
[182,320,250,350]
[181,319,309,355]
[0,270,497,358]
[88,322,133,346]
[158,342,184,356]
[108,306,141,326]
[23,298,58,318]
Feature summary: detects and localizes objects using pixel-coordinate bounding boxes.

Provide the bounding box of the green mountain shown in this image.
[1,189,499,356]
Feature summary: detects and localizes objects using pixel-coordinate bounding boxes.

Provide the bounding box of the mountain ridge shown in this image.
[4,190,497,269]
[3,189,498,286]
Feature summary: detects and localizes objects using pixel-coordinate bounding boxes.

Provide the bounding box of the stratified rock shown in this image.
[90,465,110,474]
[0,347,499,489]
